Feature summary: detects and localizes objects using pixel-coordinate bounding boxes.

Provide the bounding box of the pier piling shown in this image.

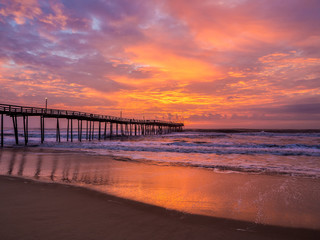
[110,122,113,139]
[56,118,61,142]
[12,115,18,144]
[1,114,3,147]
[71,119,73,142]
[23,115,28,145]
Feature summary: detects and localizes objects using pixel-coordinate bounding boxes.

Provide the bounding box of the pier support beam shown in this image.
[67,119,70,142]
[89,120,91,141]
[110,122,113,139]
[23,115,28,145]
[1,114,3,147]
[78,120,82,142]
[71,119,73,142]
[80,120,83,141]
[116,123,118,136]
[12,115,18,145]
[121,123,124,136]
[86,121,89,140]
[125,124,128,136]
[40,116,45,144]
[91,121,94,140]
[56,118,61,142]
[104,122,107,140]
[130,122,132,136]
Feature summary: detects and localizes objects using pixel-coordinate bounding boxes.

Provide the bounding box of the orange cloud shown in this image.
[0,0,42,24]
[125,44,222,82]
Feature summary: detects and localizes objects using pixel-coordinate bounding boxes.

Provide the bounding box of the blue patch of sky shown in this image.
[91,16,101,31]
[8,20,18,28]
[51,50,85,61]
[58,29,88,35]
[2,60,17,69]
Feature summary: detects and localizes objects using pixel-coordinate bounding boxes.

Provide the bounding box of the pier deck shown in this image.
[0,103,184,146]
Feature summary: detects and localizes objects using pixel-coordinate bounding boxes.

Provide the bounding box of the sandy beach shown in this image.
[0,175,319,240]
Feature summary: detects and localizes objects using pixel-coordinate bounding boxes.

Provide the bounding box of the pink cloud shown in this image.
[0,0,319,128]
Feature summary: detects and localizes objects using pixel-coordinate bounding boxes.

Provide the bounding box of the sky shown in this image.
[0,0,320,129]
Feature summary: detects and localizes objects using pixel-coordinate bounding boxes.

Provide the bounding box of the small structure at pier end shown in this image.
[0,103,184,146]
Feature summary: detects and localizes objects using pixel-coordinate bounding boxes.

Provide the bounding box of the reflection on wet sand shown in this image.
[7,152,16,175]
[17,153,26,176]
[0,150,112,185]
[34,155,42,179]
[0,148,320,230]
[50,156,58,181]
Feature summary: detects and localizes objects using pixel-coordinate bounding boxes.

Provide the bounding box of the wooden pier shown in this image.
[0,103,184,146]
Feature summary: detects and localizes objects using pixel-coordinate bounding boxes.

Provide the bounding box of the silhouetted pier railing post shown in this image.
[0,103,184,146]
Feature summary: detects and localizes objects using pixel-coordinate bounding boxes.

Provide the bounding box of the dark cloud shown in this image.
[250,103,320,115]
[187,113,225,121]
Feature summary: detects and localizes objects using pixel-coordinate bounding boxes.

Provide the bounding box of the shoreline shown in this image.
[1,175,320,240]
[2,145,319,179]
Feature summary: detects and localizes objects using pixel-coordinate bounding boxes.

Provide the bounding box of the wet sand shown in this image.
[0,175,319,240]
[1,148,320,229]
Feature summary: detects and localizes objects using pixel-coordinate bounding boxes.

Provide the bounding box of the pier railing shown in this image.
[0,103,184,146]
[0,104,182,125]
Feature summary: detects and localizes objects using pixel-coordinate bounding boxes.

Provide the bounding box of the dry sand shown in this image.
[0,176,319,240]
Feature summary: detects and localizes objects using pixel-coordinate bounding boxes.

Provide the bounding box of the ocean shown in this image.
[1,129,320,229]
[3,128,320,177]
